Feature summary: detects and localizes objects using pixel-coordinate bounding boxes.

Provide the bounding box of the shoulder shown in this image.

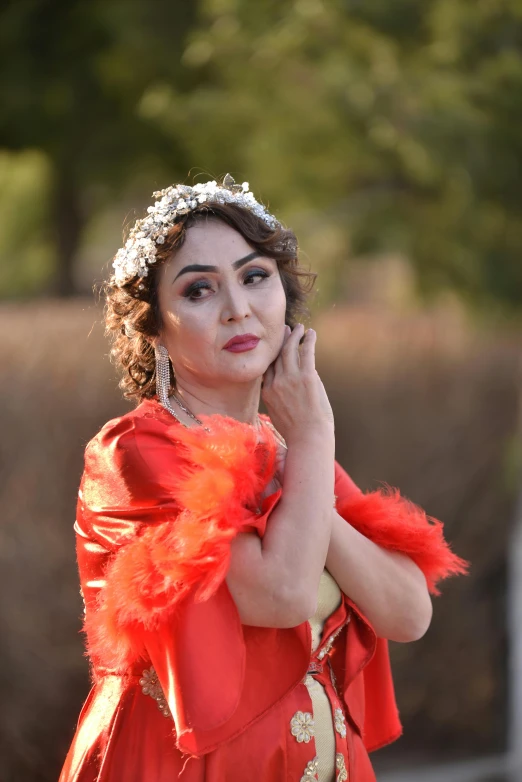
[86,397,177,451]
[83,398,185,482]
[80,398,189,525]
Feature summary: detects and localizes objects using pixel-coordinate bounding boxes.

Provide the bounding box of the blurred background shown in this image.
[1,1,521,780]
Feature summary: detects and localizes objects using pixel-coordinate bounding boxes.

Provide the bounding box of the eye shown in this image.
[183,280,214,300]
[244,269,270,284]
[182,268,270,301]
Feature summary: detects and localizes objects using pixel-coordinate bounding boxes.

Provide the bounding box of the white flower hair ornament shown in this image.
[111,174,281,287]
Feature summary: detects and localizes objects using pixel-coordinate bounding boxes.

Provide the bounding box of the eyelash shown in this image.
[183,269,270,301]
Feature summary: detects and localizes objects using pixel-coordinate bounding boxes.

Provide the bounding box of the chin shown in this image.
[219,361,267,385]
[227,369,265,385]
[220,349,272,380]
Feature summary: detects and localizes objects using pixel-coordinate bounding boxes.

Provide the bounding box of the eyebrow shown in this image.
[173,251,262,282]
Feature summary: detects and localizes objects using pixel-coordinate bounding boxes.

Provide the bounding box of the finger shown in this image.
[279,324,291,354]
[299,328,317,374]
[278,322,304,375]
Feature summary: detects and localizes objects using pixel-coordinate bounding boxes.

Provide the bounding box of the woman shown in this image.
[60,174,467,782]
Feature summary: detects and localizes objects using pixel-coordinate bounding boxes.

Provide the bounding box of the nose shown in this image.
[220,281,252,323]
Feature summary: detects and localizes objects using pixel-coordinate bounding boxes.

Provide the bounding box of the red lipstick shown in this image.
[223,334,260,353]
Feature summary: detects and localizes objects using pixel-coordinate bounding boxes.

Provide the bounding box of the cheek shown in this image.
[163,305,215,354]
[262,283,287,327]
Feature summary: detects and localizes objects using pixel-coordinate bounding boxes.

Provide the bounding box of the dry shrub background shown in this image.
[0,298,520,781]
[318,306,521,769]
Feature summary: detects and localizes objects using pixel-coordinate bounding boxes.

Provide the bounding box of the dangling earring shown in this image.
[154,345,179,419]
[154,344,211,431]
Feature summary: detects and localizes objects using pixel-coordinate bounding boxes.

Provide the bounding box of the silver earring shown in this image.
[153,345,212,431]
[154,345,177,413]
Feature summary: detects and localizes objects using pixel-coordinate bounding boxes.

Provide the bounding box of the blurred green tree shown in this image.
[153,0,522,311]
[0,0,197,294]
[1,0,522,310]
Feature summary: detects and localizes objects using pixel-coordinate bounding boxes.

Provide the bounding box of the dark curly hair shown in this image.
[103,200,317,403]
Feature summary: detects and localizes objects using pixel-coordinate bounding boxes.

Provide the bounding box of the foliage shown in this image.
[1,0,522,309]
[162,0,522,310]
[0,150,54,296]
[0,0,198,293]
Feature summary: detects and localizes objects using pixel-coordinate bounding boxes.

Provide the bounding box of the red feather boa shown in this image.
[83,413,467,670]
[84,414,278,669]
[336,486,468,596]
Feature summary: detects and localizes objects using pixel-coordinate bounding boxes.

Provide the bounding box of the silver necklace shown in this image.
[168,389,211,431]
[165,389,266,436]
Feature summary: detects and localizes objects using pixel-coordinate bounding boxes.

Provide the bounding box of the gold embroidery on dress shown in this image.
[139,666,171,718]
[290,710,315,743]
[334,708,347,739]
[336,753,348,781]
[317,615,351,661]
[300,756,319,781]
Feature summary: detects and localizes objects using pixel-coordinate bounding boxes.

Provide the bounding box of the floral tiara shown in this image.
[111,174,280,286]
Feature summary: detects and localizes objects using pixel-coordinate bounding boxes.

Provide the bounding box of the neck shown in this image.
[172,377,262,427]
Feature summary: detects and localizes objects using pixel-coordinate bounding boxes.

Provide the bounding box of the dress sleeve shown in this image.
[337,593,403,753]
[333,458,468,752]
[142,590,310,756]
[334,459,469,595]
[78,411,311,755]
[80,412,283,669]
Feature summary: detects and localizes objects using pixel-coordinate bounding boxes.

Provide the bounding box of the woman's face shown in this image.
[155,218,287,389]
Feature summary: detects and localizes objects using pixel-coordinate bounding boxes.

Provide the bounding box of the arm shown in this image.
[326,510,433,642]
[328,461,468,642]
[227,428,335,628]
[226,323,336,629]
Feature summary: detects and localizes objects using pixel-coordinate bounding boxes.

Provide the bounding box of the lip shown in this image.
[223,334,260,352]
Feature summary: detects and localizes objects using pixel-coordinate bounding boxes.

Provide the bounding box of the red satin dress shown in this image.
[59,397,467,782]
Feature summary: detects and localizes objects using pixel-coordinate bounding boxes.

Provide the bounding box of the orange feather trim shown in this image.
[84,414,278,669]
[336,485,469,595]
[84,414,467,669]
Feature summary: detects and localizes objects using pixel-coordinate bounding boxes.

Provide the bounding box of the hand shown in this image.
[261,323,334,446]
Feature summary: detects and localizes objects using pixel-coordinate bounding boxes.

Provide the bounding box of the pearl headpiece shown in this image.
[111,174,280,286]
